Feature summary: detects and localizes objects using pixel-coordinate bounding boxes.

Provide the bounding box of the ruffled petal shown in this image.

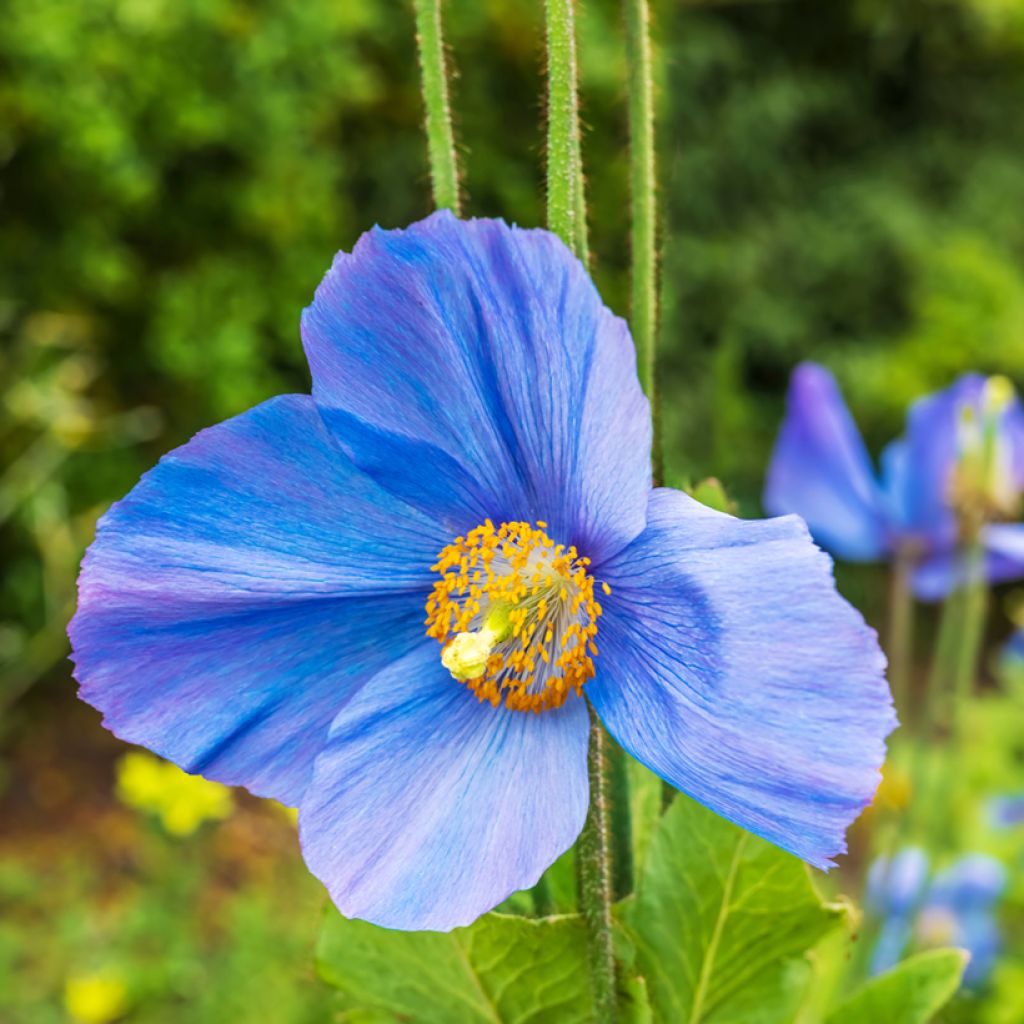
[301,211,651,564]
[70,395,450,805]
[298,643,590,931]
[763,363,890,561]
[589,489,895,869]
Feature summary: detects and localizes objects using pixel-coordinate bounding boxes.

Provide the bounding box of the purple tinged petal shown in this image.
[298,644,590,931]
[890,375,986,549]
[763,363,890,561]
[70,395,450,805]
[929,854,1007,910]
[301,211,651,564]
[589,489,895,870]
[988,793,1024,828]
[910,523,1024,601]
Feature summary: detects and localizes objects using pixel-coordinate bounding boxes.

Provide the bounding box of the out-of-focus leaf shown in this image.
[316,909,593,1023]
[825,948,967,1024]
[620,795,846,1024]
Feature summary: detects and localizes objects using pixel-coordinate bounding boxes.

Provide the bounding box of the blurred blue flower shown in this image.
[867,850,1007,986]
[764,363,1024,600]
[1003,629,1024,665]
[988,793,1024,829]
[69,213,894,931]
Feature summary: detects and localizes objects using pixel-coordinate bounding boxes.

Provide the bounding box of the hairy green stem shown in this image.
[413,0,460,213]
[545,0,588,262]
[545,2,615,1012]
[577,704,618,1021]
[624,0,658,440]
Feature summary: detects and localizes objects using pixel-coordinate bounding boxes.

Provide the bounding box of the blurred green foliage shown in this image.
[5,0,1024,690]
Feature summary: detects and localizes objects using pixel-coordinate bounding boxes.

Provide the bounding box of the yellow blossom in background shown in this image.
[115,751,233,836]
[866,763,913,816]
[64,972,128,1024]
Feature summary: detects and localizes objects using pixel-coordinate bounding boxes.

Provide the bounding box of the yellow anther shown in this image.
[425,520,601,712]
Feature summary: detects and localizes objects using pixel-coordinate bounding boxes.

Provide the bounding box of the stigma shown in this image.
[425,520,605,712]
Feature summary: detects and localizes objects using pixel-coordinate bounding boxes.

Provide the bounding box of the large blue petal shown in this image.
[763,363,890,561]
[589,489,895,869]
[298,643,590,931]
[70,395,450,805]
[301,211,651,564]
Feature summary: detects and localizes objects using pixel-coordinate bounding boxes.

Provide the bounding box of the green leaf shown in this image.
[317,908,594,1023]
[620,795,846,1024]
[825,949,967,1024]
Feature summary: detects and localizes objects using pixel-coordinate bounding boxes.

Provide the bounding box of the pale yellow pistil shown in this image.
[424,520,607,712]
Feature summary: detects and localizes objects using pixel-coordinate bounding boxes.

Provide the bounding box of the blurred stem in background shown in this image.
[886,545,915,724]
[413,0,460,214]
[546,1,615,1018]
[907,540,987,851]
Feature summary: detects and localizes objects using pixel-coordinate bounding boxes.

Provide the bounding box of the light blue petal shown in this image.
[763,363,890,561]
[866,848,930,916]
[888,374,1024,555]
[70,395,450,805]
[956,913,1002,987]
[589,489,895,870]
[301,211,651,564]
[298,643,590,931]
[889,375,986,550]
[929,854,1007,910]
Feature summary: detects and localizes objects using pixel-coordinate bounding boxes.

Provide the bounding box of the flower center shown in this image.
[425,520,606,712]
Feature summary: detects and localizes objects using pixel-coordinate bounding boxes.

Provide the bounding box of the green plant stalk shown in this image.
[413,0,460,213]
[624,0,657,432]
[576,702,618,1021]
[950,542,987,736]
[545,0,587,262]
[545,2,614,1013]
[909,540,987,846]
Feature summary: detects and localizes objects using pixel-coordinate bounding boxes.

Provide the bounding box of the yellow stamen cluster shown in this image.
[425,520,606,712]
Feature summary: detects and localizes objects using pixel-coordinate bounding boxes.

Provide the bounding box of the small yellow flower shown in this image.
[64,972,128,1024]
[115,750,233,836]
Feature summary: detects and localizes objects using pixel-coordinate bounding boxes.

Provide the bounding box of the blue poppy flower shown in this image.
[764,363,1024,600]
[69,213,894,931]
[867,850,1007,986]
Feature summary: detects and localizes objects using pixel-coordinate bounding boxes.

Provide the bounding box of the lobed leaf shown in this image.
[317,908,594,1023]
[620,794,846,1024]
[825,948,967,1024]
